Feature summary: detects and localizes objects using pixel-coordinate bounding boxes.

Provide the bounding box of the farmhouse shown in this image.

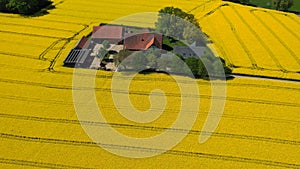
[64,24,164,68]
[64,24,203,70]
[92,25,123,44]
[124,33,162,51]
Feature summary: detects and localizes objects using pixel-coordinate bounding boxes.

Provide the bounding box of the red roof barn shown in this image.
[92,26,123,44]
[124,33,162,51]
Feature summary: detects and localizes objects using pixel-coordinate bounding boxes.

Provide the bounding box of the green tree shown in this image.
[115,49,131,69]
[198,58,208,78]
[0,0,9,11]
[113,54,120,68]
[184,57,199,77]
[198,49,230,78]
[170,55,186,74]
[155,6,200,40]
[102,40,110,50]
[240,0,250,4]
[6,0,39,14]
[0,0,52,15]
[183,24,206,45]
[117,49,131,62]
[146,53,157,69]
[272,0,294,11]
[157,55,171,71]
[38,0,52,8]
[97,47,107,59]
[212,60,224,77]
[144,48,161,69]
[130,52,148,71]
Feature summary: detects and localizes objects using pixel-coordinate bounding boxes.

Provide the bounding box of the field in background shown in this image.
[191,1,300,80]
[0,0,299,168]
[246,0,300,12]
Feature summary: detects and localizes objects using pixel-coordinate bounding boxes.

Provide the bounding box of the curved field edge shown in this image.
[197,2,300,80]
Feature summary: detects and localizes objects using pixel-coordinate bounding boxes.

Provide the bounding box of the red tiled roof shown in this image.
[124,33,162,51]
[75,36,90,49]
[92,26,123,39]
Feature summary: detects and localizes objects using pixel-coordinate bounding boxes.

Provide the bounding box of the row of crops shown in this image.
[199,2,300,80]
[0,64,299,167]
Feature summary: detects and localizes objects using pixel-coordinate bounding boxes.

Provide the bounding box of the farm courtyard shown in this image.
[0,0,299,168]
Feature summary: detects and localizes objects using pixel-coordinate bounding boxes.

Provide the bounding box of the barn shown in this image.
[92,25,123,44]
[124,33,163,51]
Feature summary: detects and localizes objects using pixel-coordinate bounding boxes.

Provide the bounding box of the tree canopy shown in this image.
[102,40,110,50]
[272,0,294,11]
[114,47,231,79]
[97,47,108,59]
[0,0,53,15]
[155,6,207,45]
[224,0,294,11]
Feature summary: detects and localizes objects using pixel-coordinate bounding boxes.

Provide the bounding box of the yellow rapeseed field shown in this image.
[199,2,300,80]
[0,0,299,168]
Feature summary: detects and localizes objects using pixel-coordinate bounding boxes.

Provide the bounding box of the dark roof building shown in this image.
[173,46,206,58]
[92,26,123,44]
[124,33,162,51]
[63,49,93,68]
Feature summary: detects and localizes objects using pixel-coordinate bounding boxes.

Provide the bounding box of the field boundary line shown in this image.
[0,157,95,169]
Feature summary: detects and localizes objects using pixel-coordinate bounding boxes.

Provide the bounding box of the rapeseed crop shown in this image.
[0,0,299,168]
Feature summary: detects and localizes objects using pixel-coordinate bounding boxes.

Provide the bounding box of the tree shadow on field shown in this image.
[138,69,236,81]
[30,4,56,17]
[27,1,56,17]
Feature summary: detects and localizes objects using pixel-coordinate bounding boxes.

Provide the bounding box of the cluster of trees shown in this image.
[0,0,52,15]
[152,6,231,78]
[155,6,208,46]
[115,48,231,78]
[225,0,294,11]
[272,0,294,11]
[96,40,111,59]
